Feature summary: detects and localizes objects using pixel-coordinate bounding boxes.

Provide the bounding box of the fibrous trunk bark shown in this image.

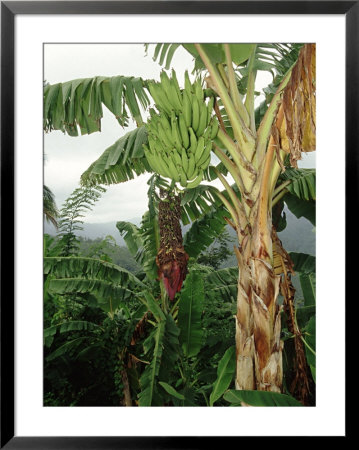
[235,230,282,392]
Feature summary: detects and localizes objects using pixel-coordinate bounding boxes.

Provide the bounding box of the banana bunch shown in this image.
[145,70,219,189]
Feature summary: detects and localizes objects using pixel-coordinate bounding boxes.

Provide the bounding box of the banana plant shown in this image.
[182,43,316,393]
[43,43,316,397]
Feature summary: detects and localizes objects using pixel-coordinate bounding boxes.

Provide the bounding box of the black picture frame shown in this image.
[1,1,352,447]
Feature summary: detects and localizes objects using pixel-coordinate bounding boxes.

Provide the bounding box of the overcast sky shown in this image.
[44,44,315,223]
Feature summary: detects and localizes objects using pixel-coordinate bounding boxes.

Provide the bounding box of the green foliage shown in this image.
[57,185,105,256]
[178,271,205,358]
[303,316,316,382]
[151,43,255,72]
[43,43,316,408]
[274,168,316,227]
[138,312,180,406]
[180,184,220,225]
[78,236,141,271]
[81,127,151,185]
[197,229,234,270]
[44,75,150,135]
[281,168,316,201]
[224,389,303,406]
[44,256,145,314]
[138,320,166,406]
[183,207,228,259]
[158,381,185,400]
[43,185,59,228]
[209,346,236,406]
[290,252,316,306]
[254,44,303,126]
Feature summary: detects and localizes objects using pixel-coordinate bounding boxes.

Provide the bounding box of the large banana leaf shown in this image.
[138,320,166,406]
[209,345,236,406]
[279,168,316,226]
[44,320,99,339]
[290,252,316,306]
[158,314,180,384]
[117,210,158,281]
[138,313,179,406]
[46,337,89,362]
[223,389,303,406]
[303,316,316,382]
[44,75,150,135]
[183,207,228,258]
[178,271,205,358]
[281,168,316,201]
[47,278,133,312]
[116,221,142,256]
[44,256,145,312]
[205,266,238,304]
[285,194,315,226]
[80,126,150,185]
[150,43,255,71]
[44,256,144,288]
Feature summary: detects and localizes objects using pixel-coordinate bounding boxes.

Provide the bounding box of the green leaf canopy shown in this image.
[81,127,151,185]
[178,271,205,358]
[44,75,150,136]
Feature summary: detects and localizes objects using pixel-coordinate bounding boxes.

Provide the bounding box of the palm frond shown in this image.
[43,185,59,228]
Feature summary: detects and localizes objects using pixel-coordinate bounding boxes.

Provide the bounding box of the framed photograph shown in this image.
[1,1,352,447]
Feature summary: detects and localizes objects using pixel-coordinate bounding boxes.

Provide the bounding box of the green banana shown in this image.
[182,90,192,128]
[186,154,197,180]
[178,167,188,188]
[145,146,166,176]
[166,154,180,181]
[194,79,204,103]
[196,102,208,137]
[172,149,182,167]
[191,96,200,132]
[159,71,181,113]
[181,147,189,174]
[159,112,171,132]
[160,71,172,100]
[156,85,174,114]
[159,114,174,145]
[147,135,157,153]
[198,154,211,170]
[169,82,182,112]
[188,127,197,154]
[178,113,190,148]
[158,122,174,148]
[148,83,163,111]
[171,113,182,151]
[197,141,211,167]
[194,136,205,163]
[187,170,203,189]
[157,156,172,179]
[203,124,212,141]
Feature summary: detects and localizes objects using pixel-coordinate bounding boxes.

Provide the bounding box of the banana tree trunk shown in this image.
[235,227,282,392]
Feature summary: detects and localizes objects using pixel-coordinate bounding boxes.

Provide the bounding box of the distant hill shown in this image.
[45,208,315,257]
[44,217,142,245]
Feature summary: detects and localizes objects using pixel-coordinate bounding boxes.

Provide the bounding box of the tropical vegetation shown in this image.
[43,43,316,406]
